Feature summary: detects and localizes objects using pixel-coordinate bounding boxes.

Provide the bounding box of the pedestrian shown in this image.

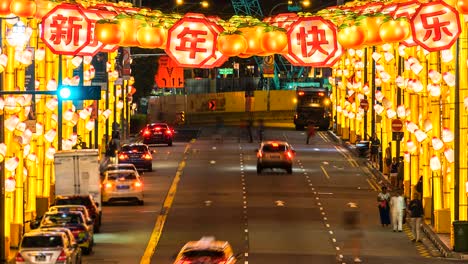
[384,142,392,175]
[377,186,391,227]
[370,133,380,168]
[408,192,424,242]
[390,190,406,232]
[397,156,404,189]
[342,202,363,263]
[306,121,316,144]
[389,157,399,188]
[416,176,423,195]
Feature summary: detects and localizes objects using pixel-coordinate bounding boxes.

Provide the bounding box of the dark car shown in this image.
[118,143,154,172]
[54,195,102,233]
[140,123,174,146]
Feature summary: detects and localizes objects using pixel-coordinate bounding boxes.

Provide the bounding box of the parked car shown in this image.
[54,194,102,233]
[16,229,82,264]
[174,236,239,263]
[48,205,95,233]
[102,169,144,205]
[117,143,154,172]
[256,141,296,174]
[140,122,174,146]
[37,211,94,255]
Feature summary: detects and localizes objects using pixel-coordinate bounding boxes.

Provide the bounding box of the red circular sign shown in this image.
[360,99,369,111]
[392,119,404,132]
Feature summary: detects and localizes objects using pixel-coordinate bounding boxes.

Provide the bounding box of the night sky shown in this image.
[140,0,339,19]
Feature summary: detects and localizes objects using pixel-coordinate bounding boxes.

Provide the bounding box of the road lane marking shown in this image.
[275,200,285,206]
[320,165,330,180]
[335,146,359,167]
[140,149,189,264]
[366,179,377,191]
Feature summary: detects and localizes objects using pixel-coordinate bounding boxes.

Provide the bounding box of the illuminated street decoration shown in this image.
[392,0,420,47]
[77,9,106,56]
[41,3,92,55]
[286,17,338,66]
[166,15,222,68]
[411,1,461,52]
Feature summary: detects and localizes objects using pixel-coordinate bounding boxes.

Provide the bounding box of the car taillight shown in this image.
[142,153,152,160]
[15,252,25,262]
[57,250,67,261]
[143,129,151,136]
[134,182,142,188]
[118,153,128,160]
[165,129,172,135]
[286,151,294,159]
[105,183,113,189]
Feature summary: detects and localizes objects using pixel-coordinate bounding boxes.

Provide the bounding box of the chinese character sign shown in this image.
[411,1,461,52]
[166,16,221,68]
[41,3,91,55]
[286,17,338,66]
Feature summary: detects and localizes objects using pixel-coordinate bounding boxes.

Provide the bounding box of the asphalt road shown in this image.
[82,126,461,264]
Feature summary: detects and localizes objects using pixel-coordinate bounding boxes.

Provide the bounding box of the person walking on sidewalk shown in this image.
[408,193,424,242]
[390,190,406,232]
[370,133,380,168]
[377,186,391,227]
[306,121,316,144]
[389,157,399,188]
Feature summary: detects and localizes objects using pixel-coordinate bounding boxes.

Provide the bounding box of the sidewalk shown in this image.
[327,130,468,260]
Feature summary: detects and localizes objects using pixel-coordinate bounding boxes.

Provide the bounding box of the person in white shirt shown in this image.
[390,190,406,232]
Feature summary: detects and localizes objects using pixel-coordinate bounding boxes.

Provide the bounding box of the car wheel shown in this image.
[138,200,144,206]
[257,164,262,174]
[286,166,293,174]
[168,141,173,146]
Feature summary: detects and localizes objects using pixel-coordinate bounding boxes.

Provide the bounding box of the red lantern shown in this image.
[10,0,36,18]
[117,14,145,47]
[95,20,122,45]
[0,0,12,16]
[136,24,166,49]
[35,0,58,20]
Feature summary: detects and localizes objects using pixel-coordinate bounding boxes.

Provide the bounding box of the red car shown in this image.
[140,123,174,146]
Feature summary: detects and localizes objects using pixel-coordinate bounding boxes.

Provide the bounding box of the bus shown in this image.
[293,81,332,131]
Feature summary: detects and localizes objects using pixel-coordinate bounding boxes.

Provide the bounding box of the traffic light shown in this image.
[57,86,101,100]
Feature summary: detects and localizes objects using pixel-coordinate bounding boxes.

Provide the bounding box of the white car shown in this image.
[106,163,138,173]
[102,169,144,205]
[256,141,296,174]
[16,229,82,264]
[174,237,239,263]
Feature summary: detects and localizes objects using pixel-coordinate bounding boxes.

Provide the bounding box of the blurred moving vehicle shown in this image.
[140,122,174,146]
[34,211,94,255]
[256,141,296,174]
[54,194,102,233]
[48,205,94,233]
[174,237,239,264]
[102,169,144,205]
[16,229,82,264]
[117,143,154,172]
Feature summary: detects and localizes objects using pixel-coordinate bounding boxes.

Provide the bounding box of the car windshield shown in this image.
[262,144,288,152]
[108,173,137,181]
[121,145,147,152]
[56,197,92,207]
[149,124,168,130]
[42,213,83,225]
[182,250,225,258]
[21,236,63,248]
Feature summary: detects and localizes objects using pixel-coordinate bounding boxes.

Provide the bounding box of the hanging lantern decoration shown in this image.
[443,72,456,87]
[406,121,418,133]
[63,109,74,121]
[45,146,55,160]
[414,129,428,142]
[412,79,424,93]
[442,127,454,142]
[35,47,45,61]
[397,105,406,118]
[5,176,16,192]
[464,96,468,110]
[95,19,122,45]
[348,112,356,119]
[428,69,442,83]
[46,98,58,111]
[71,133,78,146]
[44,129,56,143]
[444,148,455,163]
[4,95,20,114]
[101,109,112,119]
[428,83,441,97]
[23,144,30,157]
[432,137,444,151]
[86,119,95,131]
[10,0,37,18]
[79,108,90,120]
[395,76,405,88]
[362,83,370,95]
[71,56,83,68]
[27,152,36,162]
[430,155,442,171]
[405,107,411,118]
[382,97,392,108]
[62,139,73,150]
[374,104,384,115]
[404,151,411,163]
[5,115,20,131]
[36,122,44,135]
[5,157,19,171]
[386,108,396,119]
[0,97,4,111]
[46,79,57,90]
[406,139,417,154]
[375,90,384,101]
[423,119,433,132]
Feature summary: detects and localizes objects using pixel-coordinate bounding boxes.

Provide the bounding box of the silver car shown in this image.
[16,230,81,264]
[256,141,296,174]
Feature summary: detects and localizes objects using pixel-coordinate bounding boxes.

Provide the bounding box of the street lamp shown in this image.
[175,0,210,11]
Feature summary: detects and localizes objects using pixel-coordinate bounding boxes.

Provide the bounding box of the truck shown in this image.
[54,149,102,212]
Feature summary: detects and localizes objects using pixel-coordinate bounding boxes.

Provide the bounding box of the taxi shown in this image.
[102,169,144,205]
[174,237,239,263]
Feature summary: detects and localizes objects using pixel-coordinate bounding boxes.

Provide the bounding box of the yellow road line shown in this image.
[140,148,189,263]
[366,179,377,191]
[320,165,330,180]
[335,146,359,168]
